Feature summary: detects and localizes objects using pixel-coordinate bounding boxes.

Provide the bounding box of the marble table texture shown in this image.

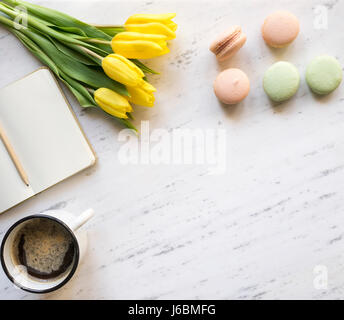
[0,0,344,300]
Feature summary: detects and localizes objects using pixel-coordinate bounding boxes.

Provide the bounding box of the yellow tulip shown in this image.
[127,81,156,107]
[111,32,169,59]
[126,13,177,28]
[125,13,177,40]
[126,13,176,23]
[102,53,144,87]
[125,22,176,40]
[95,88,132,119]
[141,80,156,93]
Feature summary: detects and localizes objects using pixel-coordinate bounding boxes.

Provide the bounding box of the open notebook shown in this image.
[0,68,96,213]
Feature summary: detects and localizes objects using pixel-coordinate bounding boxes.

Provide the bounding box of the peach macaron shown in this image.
[262,11,300,48]
[210,26,247,61]
[213,68,250,104]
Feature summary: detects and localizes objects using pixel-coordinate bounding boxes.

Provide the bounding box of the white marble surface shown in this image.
[0,0,344,300]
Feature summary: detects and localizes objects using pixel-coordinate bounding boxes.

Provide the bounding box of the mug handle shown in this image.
[70,208,94,231]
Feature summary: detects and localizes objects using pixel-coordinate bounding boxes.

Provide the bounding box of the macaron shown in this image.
[263,61,300,102]
[210,26,247,61]
[306,55,343,95]
[262,11,300,48]
[213,68,250,104]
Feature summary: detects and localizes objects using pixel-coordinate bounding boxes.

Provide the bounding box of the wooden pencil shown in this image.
[0,122,29,186]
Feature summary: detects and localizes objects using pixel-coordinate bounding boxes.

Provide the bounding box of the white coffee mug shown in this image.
[0,208,94,293]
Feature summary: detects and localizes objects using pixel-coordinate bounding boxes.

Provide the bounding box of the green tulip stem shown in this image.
[0,11,24,30]
[91,24,123,28]
[77,45,103,62]
[86,87,96,95]
[86,39,111,45]
[0,3,107,55]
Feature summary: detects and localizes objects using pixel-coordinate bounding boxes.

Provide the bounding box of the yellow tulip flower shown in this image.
[125,22,176,40]
[95,88,132,119]
[126,13,177,29]
[127,81,156,107]
[111,32,169,59]
[125,13,177,40]
[141,80,156,93]
[102,53,145,87]
[126,13,176,24]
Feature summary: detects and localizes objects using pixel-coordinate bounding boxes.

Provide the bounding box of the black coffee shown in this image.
[12,218,75,280]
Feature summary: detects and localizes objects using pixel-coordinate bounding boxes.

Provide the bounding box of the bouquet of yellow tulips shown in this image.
[0,0,177,130]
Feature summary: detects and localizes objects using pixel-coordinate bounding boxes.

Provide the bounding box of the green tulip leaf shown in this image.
[12,28,97,108]
[95,25,125,37]
[120,119,137,131]
[51,26,88,37]
[18,28,128,96]
[131,59,159,75]
[4,0,112,40]
[0,3,110,56]
[48,36,99,66]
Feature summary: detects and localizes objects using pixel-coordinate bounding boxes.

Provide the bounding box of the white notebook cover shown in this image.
[0,68,96,213]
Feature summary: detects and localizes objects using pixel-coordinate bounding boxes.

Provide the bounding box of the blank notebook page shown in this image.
[0,68,96,213]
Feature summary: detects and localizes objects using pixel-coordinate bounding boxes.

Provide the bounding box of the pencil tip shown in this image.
[26,184,29,187]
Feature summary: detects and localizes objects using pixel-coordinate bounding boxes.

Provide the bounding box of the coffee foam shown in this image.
[12,218,74,276]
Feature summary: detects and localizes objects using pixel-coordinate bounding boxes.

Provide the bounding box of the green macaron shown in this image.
[263,61,300,102]
[306,55,342,95]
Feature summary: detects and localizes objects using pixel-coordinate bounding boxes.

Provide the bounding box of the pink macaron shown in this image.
[213,68,250,104]
[210,26,247,61]
[261,11,300,48]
